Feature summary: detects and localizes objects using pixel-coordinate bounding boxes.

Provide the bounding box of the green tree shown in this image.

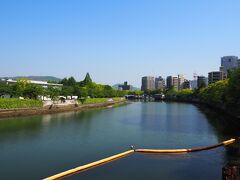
[68,77,76,86]
[16,78,30,89]
[0,83,12,97]
[77,87,88,98]
[61,78,69,86]
[176,89,193,99]
[80,73,92,86]
[226,68,240,107]
[104,85,112,90]
[165,87,177,98]
[12,78,30,97]
[61,77,76,86]
[199,80,228,105]
[47,86,60,100]
[77,87,88,104]
[61,86,74,96]
[23,84,44,99]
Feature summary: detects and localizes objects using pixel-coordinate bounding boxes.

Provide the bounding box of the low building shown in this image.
[118,81,131,91]
[208,71,225,84]
[3,79,63,88]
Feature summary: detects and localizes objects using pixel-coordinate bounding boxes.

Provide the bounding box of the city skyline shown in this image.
[2,55,237,89]
[1,0,240,87]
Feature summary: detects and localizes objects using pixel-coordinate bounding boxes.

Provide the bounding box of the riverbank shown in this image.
[164,97,240,120]
[0,99,127,119]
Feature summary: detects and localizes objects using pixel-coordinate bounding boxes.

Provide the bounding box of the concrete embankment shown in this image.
[0,100,127,119]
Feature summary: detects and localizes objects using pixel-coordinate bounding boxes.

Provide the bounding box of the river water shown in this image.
[0,102,239,180]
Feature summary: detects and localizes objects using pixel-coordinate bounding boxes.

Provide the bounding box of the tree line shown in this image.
[0,73,143,100]
[164,68,240,116]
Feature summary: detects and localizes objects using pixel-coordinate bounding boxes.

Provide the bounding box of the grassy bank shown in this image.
[81,97,123,104]
[0,97,127,118]
[0,99,43,109]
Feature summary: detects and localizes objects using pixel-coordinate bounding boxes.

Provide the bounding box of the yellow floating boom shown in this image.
[135,138,236,154]
[44,138,236,180]
[44,150,134,180]
[135,148,188,153]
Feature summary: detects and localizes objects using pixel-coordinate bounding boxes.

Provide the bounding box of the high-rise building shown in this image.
[141,76,155,91]
[166,76,173,89]
[172,77,178,90]
[166,76,182,90]
[197,76,207,88]
[155,76,165,90]
[221,56,239,75]
[177,74,185,90]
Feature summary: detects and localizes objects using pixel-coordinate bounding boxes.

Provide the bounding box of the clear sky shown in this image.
[0,0,240,87]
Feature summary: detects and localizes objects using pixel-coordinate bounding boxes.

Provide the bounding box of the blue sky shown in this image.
[0,0,240,87]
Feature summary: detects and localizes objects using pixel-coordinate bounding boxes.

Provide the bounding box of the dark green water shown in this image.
[0,102,240,180]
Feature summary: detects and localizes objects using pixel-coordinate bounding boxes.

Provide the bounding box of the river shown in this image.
[0,102,239,179]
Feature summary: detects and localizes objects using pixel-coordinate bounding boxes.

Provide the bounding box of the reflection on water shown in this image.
[0,102,239,180]
[197,105,240,165]
[197,105,240,137]
[0,110,100,141]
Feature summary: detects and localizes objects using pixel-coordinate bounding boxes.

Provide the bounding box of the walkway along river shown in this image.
[0,101,240,179]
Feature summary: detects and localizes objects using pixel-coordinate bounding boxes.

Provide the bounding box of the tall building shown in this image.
[166,76,181,90]
[221,56,239,75]
[177,74,185,90]
[166,76,173,89]
[141,76,155,91]
[197,76,207,88]
[155,76,165,90]
[172,77,178,90]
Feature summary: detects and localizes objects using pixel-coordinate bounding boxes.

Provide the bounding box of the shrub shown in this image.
[0,98,43,109]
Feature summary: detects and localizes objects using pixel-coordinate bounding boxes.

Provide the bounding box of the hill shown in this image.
[1,76,62,82]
